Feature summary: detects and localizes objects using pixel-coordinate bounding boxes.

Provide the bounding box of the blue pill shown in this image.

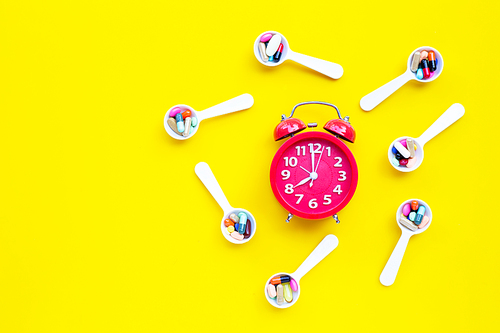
[269,55,273,62]
[409,211,416,222]
[392,146,398,154]
[416,68,424,80]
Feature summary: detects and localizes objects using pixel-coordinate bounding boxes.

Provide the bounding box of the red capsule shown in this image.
[411,200,419,211]
[224,219,234,227]
[421,59,430,79]
[181,110,192,119]
[244,220,251,239]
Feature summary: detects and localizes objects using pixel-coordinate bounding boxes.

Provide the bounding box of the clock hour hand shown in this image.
[293,176,311,188]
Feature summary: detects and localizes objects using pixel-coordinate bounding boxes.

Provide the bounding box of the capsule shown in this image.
[237,212,247,234]
[411,200,419,211]
[269,55,274,62]
[410,51,420,72]
[274,43,284,63]
[416,63,424,80]
[175,113,185,133]
[267,284,277,298]
[258,42,268,62]
[283,283,293,303]
[421,59,430,79]
[400,214,418,231]
[191,117,198,127]
[415,206,426,224]
[181,110,192,119]
[428,51,437,72]
[270,275,290,285]
[276,284,284,305]
[243,219,251,239]
[183,117,191,137]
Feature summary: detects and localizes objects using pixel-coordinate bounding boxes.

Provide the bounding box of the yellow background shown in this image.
[1,0,499,332]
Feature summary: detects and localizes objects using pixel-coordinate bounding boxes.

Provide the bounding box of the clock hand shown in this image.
[310,146,325,187]
[293,176,312,188]
[300,166,311,174]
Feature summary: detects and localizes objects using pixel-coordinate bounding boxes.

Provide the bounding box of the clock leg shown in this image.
[286,213,294,223]
[333,214,340,224]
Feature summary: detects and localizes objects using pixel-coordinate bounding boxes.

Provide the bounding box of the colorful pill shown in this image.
[229,213,239,223]
[428,51,437,72]
[183,117,191,137]
[419,215,430,229]
[400,214,418,231]
[276,284,284,305]
[392,146,398,154]
[243,220,251,239]
[394,141,411,158]
[406,138,415,158]
[269,55,273,62]
[283,283,293,303]
[237,212,247,234]
[191,117,198,127]
[416,63,424,80]
[167,117,182,135]
[402,203,411,216]
[226,226,235,233]
[175,113,185,133]
[290,278,298,292]
[419,50,429,62]
[391,156,400,167]
[409,211,416,222]
[421,59,430,79]
[395,152,403,160]
[270,275,290,285]
[411,200,419,211]
[181,110,191,119]
[260,33,273,43]
[230,231,244,241]
[266,34,282,56]
[415,206,426,224]
[234,223,239,231]
[406,157,417,168]
[399,139,408,148]
[224,219,234,227]
[399,158,408,166]
[258,42,268,62]
[169,107,182,118]
[411,51,420,72]
[267,283,277,298]
[274,43,283,62]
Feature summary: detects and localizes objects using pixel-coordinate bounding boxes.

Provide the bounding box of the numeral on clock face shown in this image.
[281,170,290,180]
[283,156,298,167]
[333,185,342,195]
[308,143,322,154]
[295,146,306,156]
[338,171,346,181]
[334,157,342,167]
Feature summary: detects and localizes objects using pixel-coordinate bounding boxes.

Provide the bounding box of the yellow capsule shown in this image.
[406,138,415,158]
[227,226,235,233]
[283,283,293,303]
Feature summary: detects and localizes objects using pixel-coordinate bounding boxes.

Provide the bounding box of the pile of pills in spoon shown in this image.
[410,50,438,80]
[266,275,298,305]
[257,33,284,63]
[166,107,198,137]
[399,200,430,231]
[224,212,252,241]
[391,138,417,168]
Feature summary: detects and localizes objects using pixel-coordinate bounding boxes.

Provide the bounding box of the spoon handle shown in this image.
[380,232,412,286]
[293,234,339,281]
[287,50,343,79]
[417,103,465,147]
[197,94,254,122]
[195,162,232,213]
[360,72,413,111]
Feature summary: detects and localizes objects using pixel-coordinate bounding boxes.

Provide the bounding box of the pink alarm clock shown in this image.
[270,102,358,223]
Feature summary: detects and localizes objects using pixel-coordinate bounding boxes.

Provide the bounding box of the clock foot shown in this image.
[333,214,340,224]
[286,213,294,223]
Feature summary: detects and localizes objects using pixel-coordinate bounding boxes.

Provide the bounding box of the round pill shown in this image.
[260,33,273,43]
[169,107,182,118]
[227,226,235,233]
[399,158,408,166]
[290,278,298,292]
[402,203,411,216]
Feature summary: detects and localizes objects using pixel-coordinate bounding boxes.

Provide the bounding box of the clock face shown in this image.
[270,132,358,219]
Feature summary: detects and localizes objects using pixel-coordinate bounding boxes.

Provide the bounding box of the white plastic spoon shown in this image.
[254,31,343,79]
[265,234,338,308]
[360,46,443,111]
[388,103,465,172]
[380,199,433,287]
[164,93,254,140]
[194,162,256,244]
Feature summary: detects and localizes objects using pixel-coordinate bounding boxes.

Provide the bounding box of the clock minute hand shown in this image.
[293,176,312,188]
[310,146,325,187]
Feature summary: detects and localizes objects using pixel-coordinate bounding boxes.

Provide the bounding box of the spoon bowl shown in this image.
[253,31,343,79]
[265,234,338,308]
[380,199,433,286]
[195,162,256,244]
[164,94,254,140]
[388,103,465,172]
[361,46,444,111]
